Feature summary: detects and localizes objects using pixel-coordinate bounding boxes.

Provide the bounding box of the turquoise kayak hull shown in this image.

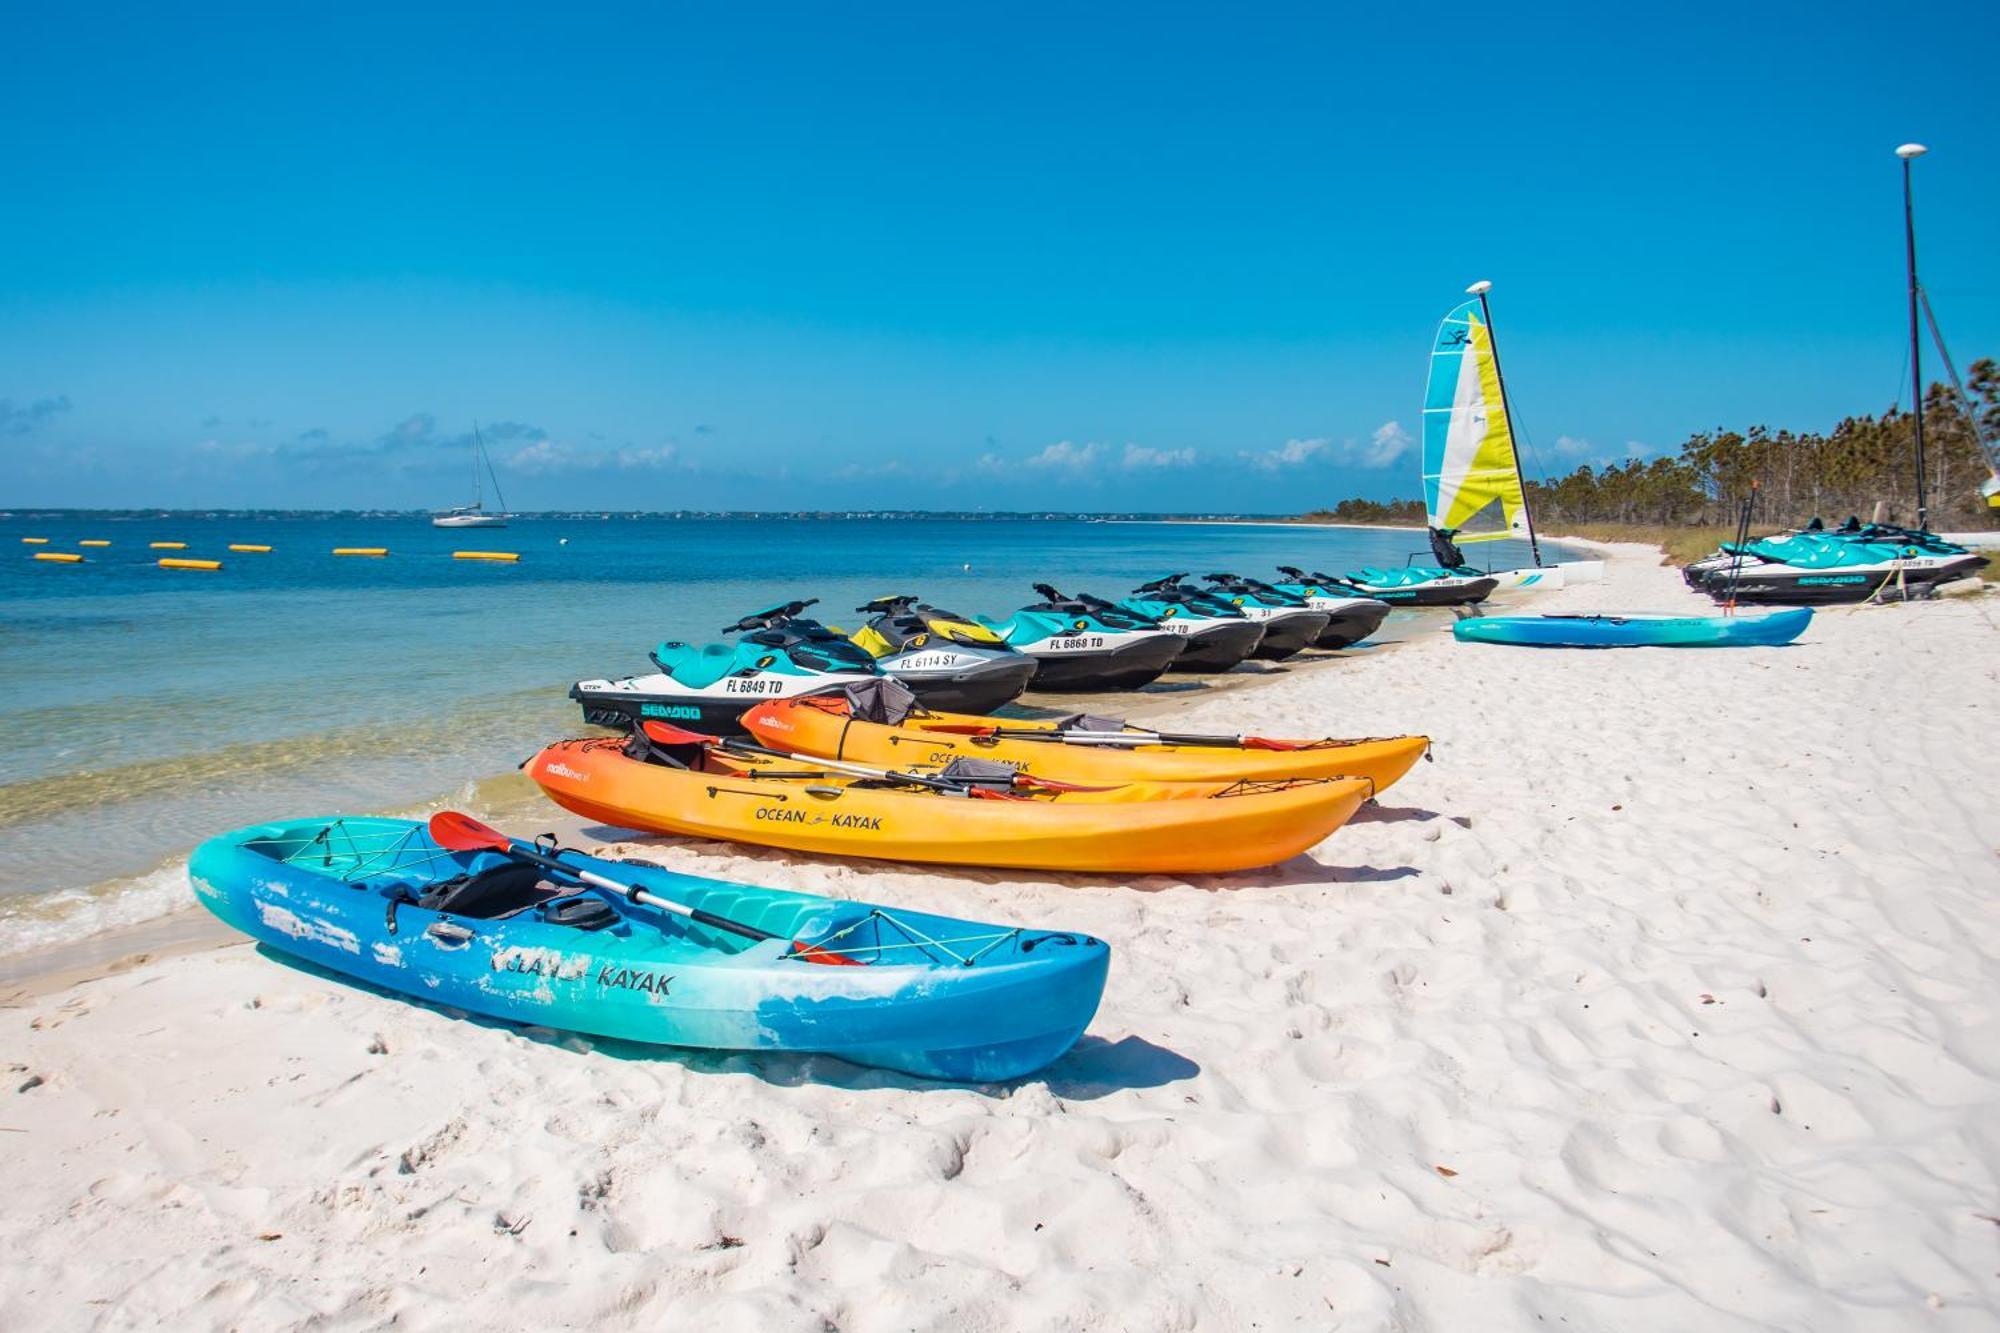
[189,817,1109,1082]
[1453,608,1813,648]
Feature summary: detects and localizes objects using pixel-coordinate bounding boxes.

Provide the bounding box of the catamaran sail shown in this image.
[1417,285,1601,586]
[1423,296,1531,545]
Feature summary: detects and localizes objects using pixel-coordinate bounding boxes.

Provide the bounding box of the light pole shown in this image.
[1897,143,1929,530]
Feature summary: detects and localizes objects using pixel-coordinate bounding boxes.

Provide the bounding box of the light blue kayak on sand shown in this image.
[1453,608,1813,649]
[190,816,1110,1082]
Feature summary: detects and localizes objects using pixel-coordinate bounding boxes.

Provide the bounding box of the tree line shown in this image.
[1309,359,2000,531]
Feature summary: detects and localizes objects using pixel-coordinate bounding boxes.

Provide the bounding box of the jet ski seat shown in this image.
[650,642,743,688]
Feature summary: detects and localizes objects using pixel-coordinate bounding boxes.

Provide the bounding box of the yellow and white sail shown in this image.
[1423,298,1529,543]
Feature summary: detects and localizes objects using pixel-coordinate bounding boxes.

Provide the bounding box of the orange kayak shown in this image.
[527,735,1372,874]
[742,694,1430,792]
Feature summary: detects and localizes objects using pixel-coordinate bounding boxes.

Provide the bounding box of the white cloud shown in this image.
[1122,443,1195,469]
[1242,436,1328,472]
[1026,440,1101,470]
[503,440,679,476]
[1364,420,1414,467]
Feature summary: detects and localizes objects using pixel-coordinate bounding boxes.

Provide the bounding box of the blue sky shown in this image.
[5,2,1996,512]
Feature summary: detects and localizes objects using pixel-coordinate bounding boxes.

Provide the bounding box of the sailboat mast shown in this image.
[472,421,484,511]
[1467,280,1542,566]
[1897,144,1929,530]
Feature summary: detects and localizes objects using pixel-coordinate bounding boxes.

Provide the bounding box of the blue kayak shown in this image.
[1453,608,1813,648]
[189,816,1109,1082]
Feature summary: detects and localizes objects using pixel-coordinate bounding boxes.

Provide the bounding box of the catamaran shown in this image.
[432,424,510,528]
[1407,282,1601,590]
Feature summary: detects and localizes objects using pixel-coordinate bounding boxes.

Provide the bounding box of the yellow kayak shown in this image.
[527,732,1374,875]
[741,691,1429,792]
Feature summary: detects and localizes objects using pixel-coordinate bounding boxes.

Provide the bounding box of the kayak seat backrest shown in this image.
[419,862,563,919]
[652,642,744,689]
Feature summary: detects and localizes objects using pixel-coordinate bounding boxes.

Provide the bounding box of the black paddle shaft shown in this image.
[484,838,783,946]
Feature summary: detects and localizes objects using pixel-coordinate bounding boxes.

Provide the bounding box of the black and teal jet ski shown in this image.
[1198,574,1332,660]
[1118,575,1266,671]
[570,599,882,735]
[1306,565,1497,607]
[1684,518,1988,602]
[976,584,1186,691]
[1272,567,1394,648]
[846,595,1039,713]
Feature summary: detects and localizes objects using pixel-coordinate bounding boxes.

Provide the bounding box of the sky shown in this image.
[4,2,1997,513]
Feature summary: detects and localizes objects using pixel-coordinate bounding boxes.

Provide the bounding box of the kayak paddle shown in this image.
[918,720,1307,751]
[426,811,862,965]
[639,720,1106,795]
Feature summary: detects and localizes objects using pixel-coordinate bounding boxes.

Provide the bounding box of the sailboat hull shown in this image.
[432,514,509,528]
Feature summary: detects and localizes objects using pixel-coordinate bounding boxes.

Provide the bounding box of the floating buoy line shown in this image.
[20,539,533,571]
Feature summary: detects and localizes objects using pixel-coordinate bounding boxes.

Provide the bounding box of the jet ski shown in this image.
[1271,567,1394,648]
[846,595,1039,713]
[1118,575,1267,671]
[570,599,881,735]
[1692,527,1987,605]
[1312,565,1498,607]
[1198,574,1332,660]
[976,584,1186,691]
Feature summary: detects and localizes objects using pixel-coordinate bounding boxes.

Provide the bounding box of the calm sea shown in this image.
[0,513,1546,952]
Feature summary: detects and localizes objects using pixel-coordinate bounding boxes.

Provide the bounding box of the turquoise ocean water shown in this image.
[0,513,1546,952]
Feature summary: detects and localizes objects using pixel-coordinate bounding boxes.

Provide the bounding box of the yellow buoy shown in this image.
[332,547,388,556]
[228,543,272,553]
[79,539,111,547]
[159,558,223,571]
[21,537,49,545]
[33,551,84,563]
[150,541,188,550]
[453,550,520,562]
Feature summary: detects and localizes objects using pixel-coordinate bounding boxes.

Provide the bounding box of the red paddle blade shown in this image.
[428,810,512,852]
[1241,735,1304,751]
[642,719,715,746]
[790,941,864,966]
[917,722,997,735]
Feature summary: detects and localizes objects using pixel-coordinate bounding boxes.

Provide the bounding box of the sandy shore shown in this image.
[3,544,1997,1330]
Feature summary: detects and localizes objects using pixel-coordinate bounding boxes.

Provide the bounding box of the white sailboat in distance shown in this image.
[432,423,511,528]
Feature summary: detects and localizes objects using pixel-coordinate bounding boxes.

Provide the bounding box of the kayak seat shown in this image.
[651,642,745,689]
[420,862,562,919]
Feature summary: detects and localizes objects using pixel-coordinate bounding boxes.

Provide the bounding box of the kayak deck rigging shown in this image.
[246,816,1031,968]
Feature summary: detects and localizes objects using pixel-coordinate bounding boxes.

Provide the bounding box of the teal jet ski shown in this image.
[1199,574,1332,660]
[1119,575,1267,671]
[1272,567,1394,648]
[977,584,1186,691]
[1318,565,1497,607]
[571,599,882,735]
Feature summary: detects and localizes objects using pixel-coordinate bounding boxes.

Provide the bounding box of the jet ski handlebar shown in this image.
[723,598,819,633]
[1133,573,1188,593]
[1031,582,1068,603]
[856,594,918,615]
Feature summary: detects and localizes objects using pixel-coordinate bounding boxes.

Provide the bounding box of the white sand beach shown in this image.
[3,544,1996,1331]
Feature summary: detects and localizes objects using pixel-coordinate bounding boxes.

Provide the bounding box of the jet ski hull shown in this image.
[1313,600,1392,649]
[1700,553,1986,605]
[881,652,1040,714]
[1246,610,1331,661]
[1162,619,1266,672]
[1021,633,1186,691]
[1340,577,1497,607]
[570,674,877,737]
